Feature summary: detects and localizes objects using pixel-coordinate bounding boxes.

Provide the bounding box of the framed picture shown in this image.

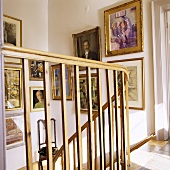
[108,57,145,110]
[51,65,73,100]
[104,0,143,56]
[6,113,25,149]
[4,67,22,110]
[79,73,98,113]
[30,87,44,112]
[29,60,43,81]
[72,27,101,63]
[3,14,22,47]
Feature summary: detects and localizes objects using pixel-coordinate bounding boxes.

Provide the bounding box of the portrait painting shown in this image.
[108,57,145,110]
[3,15,22,47]
[72,27,101,65]
[51,65,73,100]
[29,60,43,80]
[104,0,143,56]
[30,87,44,112]
[4,67,22,111]
[6,114,24,149]
[79,74,98,113]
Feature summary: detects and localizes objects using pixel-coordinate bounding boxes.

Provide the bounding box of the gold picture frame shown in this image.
[4,67,22,111]
[72,27,101,69]
[51,65,73,100]
[29,60,43,81]
[108,57,145,110]
[30,87,44,112]
[104,0,143,56]
[79,73,98,113]
[3,14,22,47]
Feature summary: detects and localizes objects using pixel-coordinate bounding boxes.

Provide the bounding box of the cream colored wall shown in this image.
[3,0,48,170]
[48,0,155,146]
[2,0,155,169]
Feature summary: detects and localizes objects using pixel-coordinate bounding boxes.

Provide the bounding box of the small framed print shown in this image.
[30,87,44,112]
[6,113,25,149]
[51,65,73,100]
[29,60,43,81]
[104,0,143,56]
[108,57,145,110]
[4,67,22,110]
[79,73,98,113]
[3,14,22,47]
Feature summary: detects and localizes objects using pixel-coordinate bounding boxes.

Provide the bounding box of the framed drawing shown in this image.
[3,14,22,47]
[6,113,25,149]
[29,60,43,81]
[104,0,143,56]
[79,74,98,113]
[51,65,73,100]
[30,87,44,112]
[108,57,145,110]
[4,67,22,110]
[72,27,101,63]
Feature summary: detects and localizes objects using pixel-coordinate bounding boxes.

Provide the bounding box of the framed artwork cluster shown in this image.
[3,14,24,149]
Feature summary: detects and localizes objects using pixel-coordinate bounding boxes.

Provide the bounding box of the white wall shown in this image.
[48,0,155,146]
[3,0,48,51]
[2,0,155,169]
[3,0,48,169]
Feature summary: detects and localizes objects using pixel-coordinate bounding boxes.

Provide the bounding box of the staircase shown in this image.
[2,45,130,170]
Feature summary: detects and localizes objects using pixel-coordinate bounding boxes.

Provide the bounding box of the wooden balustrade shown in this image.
[1,45,130,170]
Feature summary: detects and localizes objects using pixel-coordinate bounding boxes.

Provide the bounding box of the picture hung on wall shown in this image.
[79,73,98,113]
[72,27,101,69]
[4,67,22,111]
[51,64,73,100]
[3,14,22,47]
[30,87,44,112]
[6,113,25,149]
[104,0,143,56]
[108,57,145,110]
[29,60,44,81]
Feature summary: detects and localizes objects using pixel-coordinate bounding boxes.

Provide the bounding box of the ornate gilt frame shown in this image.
[72,27,101,62]
[51,65,73,100]
[4,67,22,111]
[104,0,143,56]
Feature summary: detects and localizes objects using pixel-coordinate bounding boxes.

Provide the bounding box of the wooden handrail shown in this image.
[53,89,121,163]
[2,45,128,77]
[2,45,129,169]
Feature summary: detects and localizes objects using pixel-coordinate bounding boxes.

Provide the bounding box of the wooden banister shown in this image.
[2,45,128,75]
[53,89,121,163]
[1,45,129,170]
